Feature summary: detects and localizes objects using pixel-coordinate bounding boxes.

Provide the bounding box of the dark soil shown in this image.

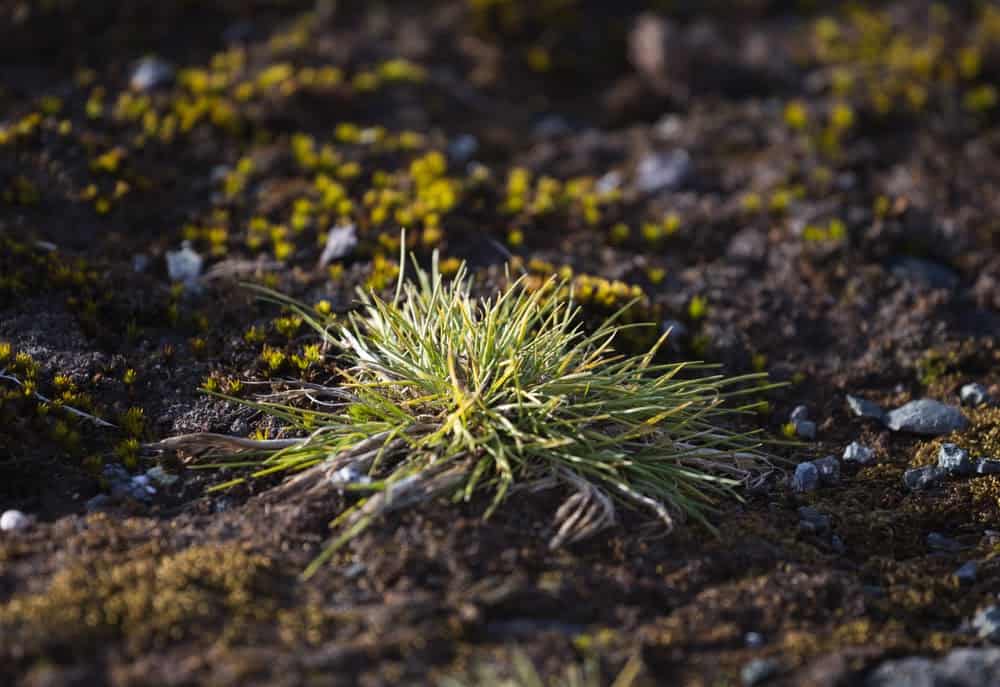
[2,1,1000,685]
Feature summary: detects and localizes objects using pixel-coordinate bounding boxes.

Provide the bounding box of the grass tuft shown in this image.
[165,243,779,578]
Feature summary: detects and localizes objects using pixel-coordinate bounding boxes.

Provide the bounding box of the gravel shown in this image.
[973,606,1000,642]
[976,459,1000,475]
[130,56,174,91]
[792,462,819,492]
[846,395,887,423]
[954,561,978,586]
[318,223,358,267]
[960,383,991,407]
[635,149,691,194]
[926,532,964,553]
[812,455,841,485]
[740,658,778,686]
[866,648,1000,687]
[793,419,816,440]
[937,443,974,476]
[165,240,204,290]
[1,509,31,532]
[903,465,949,490]
[885,399,968,435]
[798,506,830,534]
[843,441,875,464]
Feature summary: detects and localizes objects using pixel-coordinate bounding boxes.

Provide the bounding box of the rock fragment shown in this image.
[842,441,875,465]
[1,509,31,531]
[130,56,174,91]
[792,462,819,492]
[318,224,357,267]
[740,658,778,686]
[954,561,978,586]
[812,455,841,485]
[886,399,968,435]
[960,383,992,408]
[866,648,1000,686]
[903,465,948,490]
[973,606,1000,642]
[937,443,974,476]
[635,149,691,194]
[846,395,887,423]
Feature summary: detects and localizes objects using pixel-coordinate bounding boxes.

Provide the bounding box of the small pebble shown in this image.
[960,383,991,408]
[635,149,691,194]
[830,534,846,554]
[741,658,778,687]
[903,465,948,490]
[812,455,841,485]
[798,506,830,534]
[973,606,1000,642]
[927,532,964,553]
[1,509,31,532]
[793,419,816,440]
[885,399,968,435]
[130,56,174,91]
[846,395,887,423]
[328,464,372,487]
[318,223,357,267]
[447,134,478,164]
[792,462,819,492]
[938,443,974,476]
[85,494,111,512]
[744,631,765,648]
[843,441,875,465]
[976,459,1000,475]
[790,405,810,423]
[955,561,978,586]
[165,241,203,291]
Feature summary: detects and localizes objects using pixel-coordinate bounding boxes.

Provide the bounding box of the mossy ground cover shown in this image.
[2,1,1000,685]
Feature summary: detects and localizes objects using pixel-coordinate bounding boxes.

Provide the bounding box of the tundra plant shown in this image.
[158,248,775,577]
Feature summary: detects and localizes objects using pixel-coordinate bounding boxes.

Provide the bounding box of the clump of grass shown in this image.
[158,245,776,578]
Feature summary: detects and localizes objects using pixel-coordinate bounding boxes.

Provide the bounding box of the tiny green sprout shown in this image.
[116,438,141,468]
[781,422,798,440]
[123,369,138,386]
[688,296,709,321]
[120,407,145,438]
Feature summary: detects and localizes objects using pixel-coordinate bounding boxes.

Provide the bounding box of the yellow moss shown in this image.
[0,541,273,654]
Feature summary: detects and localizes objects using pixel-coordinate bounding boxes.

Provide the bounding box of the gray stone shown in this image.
[740,658,778,686]
[447,134,478,164]
[889,256,959,290]
[744,631,765,648]
[927,532,964,553]
[318,223,357,267]
[830,534,846,554]
[792,462,819,492]
[973,606,1000,642]
[85,494,111,512]
[843,441,875,465]
[886,399,968,435]
[937,443,974,476]
[976,459,1000,475]
[846,395,887,423]
[0,509,31,532]
[960,383,991,408]
[903,465,948,490]
[130,57,174,92]
[165,240,203,290]
[635,149,691,194]
[793,419,816,440]
[790,405,810,422]
[812,455,841,485]
[104,464,155,502]
[954,561,978,585]
[798,506,830,534]
[866,648,1000,687]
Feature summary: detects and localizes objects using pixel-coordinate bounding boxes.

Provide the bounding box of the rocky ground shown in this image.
[2,1,1000,685]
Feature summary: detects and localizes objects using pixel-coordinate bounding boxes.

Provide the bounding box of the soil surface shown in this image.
[2,1,1000,685]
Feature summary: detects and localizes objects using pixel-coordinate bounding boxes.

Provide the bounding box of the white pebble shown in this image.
[1,509,32,532]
